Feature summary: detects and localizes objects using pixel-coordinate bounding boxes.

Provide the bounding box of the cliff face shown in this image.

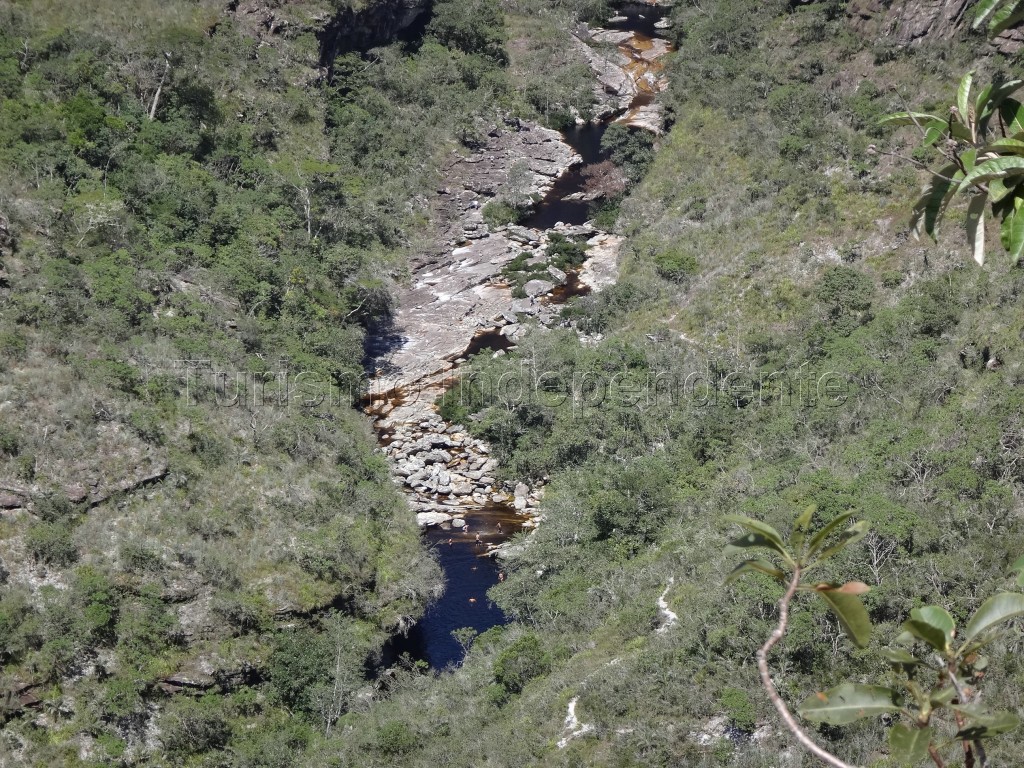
[847,0,1024,52]
[847,0,973,44]
[318,0,430,66]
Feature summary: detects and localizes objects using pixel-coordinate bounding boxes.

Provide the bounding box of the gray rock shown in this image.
[523,279,554,298]
[511,299,538,315]
[547,265,568,283]
[417,511,453,527]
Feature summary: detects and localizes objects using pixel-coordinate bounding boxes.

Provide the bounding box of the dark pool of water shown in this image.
[524,122,609,231]
[384,507,524,669]
[461,328,515,359]
[612,2,671,40]
[545,271,592,305]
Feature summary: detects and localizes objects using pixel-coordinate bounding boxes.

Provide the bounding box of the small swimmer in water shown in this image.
[475,533,481,544]
[498,572,506,582]
[497,522,502,533]
[447,538,453,546]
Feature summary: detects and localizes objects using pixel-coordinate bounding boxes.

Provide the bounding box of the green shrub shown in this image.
[482,199,523,227]
[0,330,27,362]
[25,521,79,566]
[159,697,231,757]
[375,720,418,755]
[591,198,620,231]
[428,0,508,63]
[546,233,587,270]
[652,248,698,283]
[0,424,20,457]
[493,633,551,694]
[719,687,757,731]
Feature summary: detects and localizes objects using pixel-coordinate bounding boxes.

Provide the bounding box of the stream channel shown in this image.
[374,3,673,670]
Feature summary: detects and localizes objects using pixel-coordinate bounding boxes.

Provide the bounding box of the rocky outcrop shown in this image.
[573,22,673,133]
[572,33,638,118]
[846,0,973,45]
[846,0,1024,53]
[369,121,580,386]
[378,410,544,529]
[364,121,624,537]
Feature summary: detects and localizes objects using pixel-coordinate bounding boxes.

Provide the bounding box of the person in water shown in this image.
[447,538,453,546]
[496,522,502,533]
[475,533,481,544]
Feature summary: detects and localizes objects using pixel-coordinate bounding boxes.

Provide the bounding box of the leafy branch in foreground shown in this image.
[726,508,1024,768]
[972,0,1024,37]
[878,73,1024,265]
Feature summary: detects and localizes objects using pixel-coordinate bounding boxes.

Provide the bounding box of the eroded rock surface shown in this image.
[366,124,618,533]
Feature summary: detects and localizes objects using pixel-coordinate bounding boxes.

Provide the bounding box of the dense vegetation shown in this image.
[2,0,1024,766]
[0,0,593,763]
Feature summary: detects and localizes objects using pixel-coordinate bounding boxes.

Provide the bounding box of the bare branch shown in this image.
[757,568,861,768]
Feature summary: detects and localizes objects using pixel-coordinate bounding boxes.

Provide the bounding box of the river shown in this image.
[374,3,674,670]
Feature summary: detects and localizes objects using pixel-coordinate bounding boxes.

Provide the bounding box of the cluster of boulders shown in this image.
[572,22,672,131]
[377,413,543,529]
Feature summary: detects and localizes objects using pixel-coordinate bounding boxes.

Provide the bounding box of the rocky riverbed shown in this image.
[364,9,674,550]
[364,121,600,544]
[574,13,674,132]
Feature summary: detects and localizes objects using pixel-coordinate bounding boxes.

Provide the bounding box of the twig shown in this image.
[948,669,987,768]
[928,744,947,768]
[757,568,861,768]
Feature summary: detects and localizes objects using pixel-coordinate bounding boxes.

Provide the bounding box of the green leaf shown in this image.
[966,193,988,266]
[930,686,957,706]
[889,723,933,766]
[981,80,1024,132]
[724,516,792,562]
[805,511,854,557]
[877,112,944,129]
[989,176,1020,205]
[957,71,975,129]
[810,520,870,566]
[910,164,962,240]
[973,0,1005,30]
[976,84,994,119]
[894,630,916,646]
[983,137,1024,155]
[923,124,945,146]
[983,80,1024,115]
[903,606,956,653]
[881,647,921,668]
[791,505,815,556]
[990,3,1024,34]
[960,592,1024,650]
[1007,202,1024,264]
[799,684,902,725]
[953,708,1020,740]
[724,558,786,585]
[815,586,872,648]
[1000,98,1024,135]
[959,156,1024,189]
